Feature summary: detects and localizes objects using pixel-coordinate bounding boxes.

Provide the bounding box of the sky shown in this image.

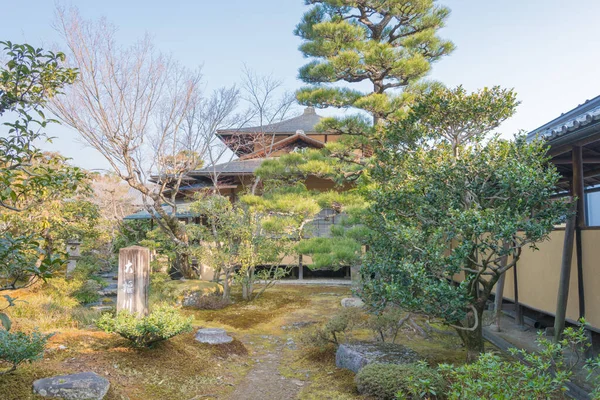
[2,0,600,171]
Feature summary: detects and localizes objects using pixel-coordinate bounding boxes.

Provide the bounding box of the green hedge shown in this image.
[355,362,446,400]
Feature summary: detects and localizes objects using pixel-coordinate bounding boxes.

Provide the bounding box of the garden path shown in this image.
[226,333,305,400]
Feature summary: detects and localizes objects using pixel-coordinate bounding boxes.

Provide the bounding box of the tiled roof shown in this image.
[239,133,325,160]
[189,158,268,176]
[527,95,600,142]
[124,202,197,220]
[217,107,324,136]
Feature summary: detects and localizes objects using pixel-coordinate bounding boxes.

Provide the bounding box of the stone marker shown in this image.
[336,342,421,373]
[195,328,233,344]
[341,297,365,308]
[33,371,110,400]
[117,246,150,316]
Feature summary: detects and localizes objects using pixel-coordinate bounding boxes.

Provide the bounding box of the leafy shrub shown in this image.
[367,307,408,343]
[438,322,592,399]
[0,329,53,374]
[322,307,362,344]
[72,280,101,305]
[71,256,102,281]
[299,308,363,360]
[45,277,101,305]
[355,362,445,400]
[96,304,193,347]
[439,352,561,400]
[300,308,361,348]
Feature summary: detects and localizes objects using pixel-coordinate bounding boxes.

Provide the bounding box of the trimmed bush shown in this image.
[96,304,193,347]
[0,329,53,374]
[355,362,445,400]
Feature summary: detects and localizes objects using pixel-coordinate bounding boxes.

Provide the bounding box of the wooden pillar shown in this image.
[572,146,586,320]
[573,146,586,227]
[298,254,304,280]
[555,201,577,341]
[118,246,150,316]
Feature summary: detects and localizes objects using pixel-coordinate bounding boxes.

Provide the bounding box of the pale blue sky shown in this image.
[2,0,600,170]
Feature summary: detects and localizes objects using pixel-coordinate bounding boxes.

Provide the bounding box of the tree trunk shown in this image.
[174,250,195,279]
[456,305,485,363]
[493,273,506,331]
[241,268,254,301]
[222,268,231,300]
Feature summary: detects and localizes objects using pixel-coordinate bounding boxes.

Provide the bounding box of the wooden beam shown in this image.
[549,131,600,157]
[553,157,600,164]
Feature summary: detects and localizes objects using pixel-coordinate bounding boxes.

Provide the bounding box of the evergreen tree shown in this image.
[295,0,454,131]
[362,86,568,361]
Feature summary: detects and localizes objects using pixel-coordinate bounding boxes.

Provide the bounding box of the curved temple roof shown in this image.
[217,107,324,136]
[527,95,600,144]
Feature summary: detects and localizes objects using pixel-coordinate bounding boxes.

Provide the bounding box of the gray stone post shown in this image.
[66,239,81,277]
[117,246,150,316]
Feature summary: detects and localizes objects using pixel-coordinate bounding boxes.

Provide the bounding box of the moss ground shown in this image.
[0,283,468,400]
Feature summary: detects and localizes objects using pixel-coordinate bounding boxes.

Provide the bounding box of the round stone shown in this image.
[194,328,233,344]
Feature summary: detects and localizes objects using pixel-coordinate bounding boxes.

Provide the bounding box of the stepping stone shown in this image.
[336,342,421,373]
[33,371,110,399]
[97,289,117,297]
[90,306,113,312]
[194,328,233,344]
[341,297,365,308]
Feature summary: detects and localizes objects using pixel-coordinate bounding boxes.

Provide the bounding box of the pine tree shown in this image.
[295,0,454,129]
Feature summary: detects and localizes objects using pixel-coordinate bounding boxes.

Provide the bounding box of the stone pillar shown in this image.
[66,239,81,277]
[117,246,150,316]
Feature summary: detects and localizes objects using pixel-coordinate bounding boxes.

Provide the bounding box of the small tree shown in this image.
[362,86,568,361]
[51,8,249,278]
[190,193,291,301]
[0,41,84,290]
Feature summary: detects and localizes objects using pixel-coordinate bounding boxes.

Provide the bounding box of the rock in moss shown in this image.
[33,371,110,399]
[195,328,233,344]
[336,341,421,373]
[341,298,364,308]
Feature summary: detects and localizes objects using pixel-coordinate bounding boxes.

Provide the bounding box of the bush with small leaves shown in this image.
[299,307,363,360]
[96,304,193,347]
[367,307,408,343]
[438,322,592,399]
[355,362,446,400]
[322,307,362,344]
[0,329,53,375]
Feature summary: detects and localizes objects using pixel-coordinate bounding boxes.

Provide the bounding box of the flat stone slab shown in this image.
[341,297,365,308]
[336,342,421,373]
[90,306,113,312]
[195,328,233,344]
[33,371,110,399]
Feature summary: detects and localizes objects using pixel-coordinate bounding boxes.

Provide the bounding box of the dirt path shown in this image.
[226,333,305,400]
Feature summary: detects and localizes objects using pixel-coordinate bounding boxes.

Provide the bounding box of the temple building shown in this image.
[181,106,343,200]
[125,107,351,279]
[493,95,600,338]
